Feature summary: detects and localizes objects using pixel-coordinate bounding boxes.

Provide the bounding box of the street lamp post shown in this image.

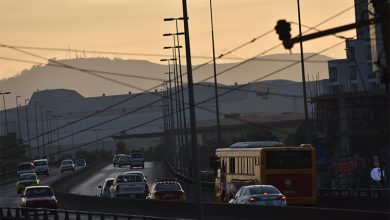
[51,115,62,146]
[39,106,46,156]
[34,102,40,157]
[208,0,221,146]
[16,95,22,138]
[46,111,52,156]
[68,122,74,148]
[0,91,11,135]
[24,99,31,159]
[181,1,204,218]
[297,0,310,143]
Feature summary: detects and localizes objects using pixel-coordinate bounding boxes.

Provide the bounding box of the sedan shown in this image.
[60,159,75,173]
[21,186,57,209]
[229,185,287,206]
[147,179,186,201]
[16,173,40,193]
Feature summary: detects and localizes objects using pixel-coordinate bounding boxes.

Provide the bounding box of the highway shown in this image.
[69,161,173,196]
[0,166,84,207]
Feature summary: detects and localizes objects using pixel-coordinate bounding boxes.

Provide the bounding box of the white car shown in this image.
[110,172,147,198]
[17,162,35,177]
[60,160,75,173]
[98,178,115,197]
[33,159,49,176]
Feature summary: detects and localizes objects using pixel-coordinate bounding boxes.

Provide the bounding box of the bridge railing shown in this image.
[0,207,186,220]
[317,188,390,199]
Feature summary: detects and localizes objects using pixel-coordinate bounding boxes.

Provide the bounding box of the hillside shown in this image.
[0,53,332,108]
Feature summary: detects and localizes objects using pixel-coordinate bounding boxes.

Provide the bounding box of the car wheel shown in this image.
[142,164,144,169]
[119,165,121,168]
[61,170,64,173]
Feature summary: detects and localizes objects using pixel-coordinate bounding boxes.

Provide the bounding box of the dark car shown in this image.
[147,179,186,201]
[21,186,57,209]
[75,159,87,167]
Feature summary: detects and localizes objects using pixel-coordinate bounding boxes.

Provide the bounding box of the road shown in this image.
[0,166,84,207]
[69,161,173,196]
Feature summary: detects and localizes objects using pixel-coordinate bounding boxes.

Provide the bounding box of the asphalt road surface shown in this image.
[69,161,173,196]
[0,166,84,207]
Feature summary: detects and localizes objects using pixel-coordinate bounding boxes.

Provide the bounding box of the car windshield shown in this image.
[249,186,280,195]
[62,160,73,165]
[155,183,182,191]
[116,175,143,183]
[25,188,53,197]
[19,174,36,181]
[131,153,143,159]
[34,161,47,166]
[18,164,33,170]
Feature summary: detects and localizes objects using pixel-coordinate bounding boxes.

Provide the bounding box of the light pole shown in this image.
[34,101,40,157]
[15,95,22,138]
[297,0,310,143]
[68,122,74,148]
[51,115,62,146]
[24,99,31,159]
[209,0,221,146]
[39,106,46,156]
[46,111,52,156]
[164,45,184,171]
[163,19,188,150]
[92,129,101,148]
[0,91,11,135]
[161,58,178,168]
[181,1,204,218]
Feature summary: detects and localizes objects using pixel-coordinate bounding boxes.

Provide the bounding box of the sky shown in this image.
[0,0,356,80]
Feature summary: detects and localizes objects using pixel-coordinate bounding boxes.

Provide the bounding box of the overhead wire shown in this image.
[1,5,355,158]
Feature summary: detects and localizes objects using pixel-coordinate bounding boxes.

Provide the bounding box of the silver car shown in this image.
[98,178,115,197]
[229,185,287,206]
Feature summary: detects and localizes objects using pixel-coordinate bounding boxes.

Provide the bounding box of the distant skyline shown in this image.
[1,0,355,80]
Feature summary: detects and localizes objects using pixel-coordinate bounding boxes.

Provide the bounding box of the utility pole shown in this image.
[209,0,221,146]
[39,106,46,156]
[181,0,204,219]
[297,0,310,143]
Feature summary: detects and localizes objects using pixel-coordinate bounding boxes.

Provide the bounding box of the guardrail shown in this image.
[318,188,390,199]
[0,207,184,220]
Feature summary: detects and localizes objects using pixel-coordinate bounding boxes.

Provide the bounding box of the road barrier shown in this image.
[0,206,185,220]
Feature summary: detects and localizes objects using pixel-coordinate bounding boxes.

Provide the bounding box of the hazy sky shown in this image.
[0,0,355,80]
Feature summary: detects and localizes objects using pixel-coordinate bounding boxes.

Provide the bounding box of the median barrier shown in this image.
[52,192,390,220]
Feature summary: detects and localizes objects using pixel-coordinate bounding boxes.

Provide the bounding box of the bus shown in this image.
[214,141,316,205]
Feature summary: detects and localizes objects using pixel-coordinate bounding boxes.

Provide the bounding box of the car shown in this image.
[229,185,287,206]
[98,178,115,197]
[75,159,87,167]
[17,162,35,177]
[147,179,186,201]
[113,154,125,167]
[117,155,131,168]
[110,171,147,198]
[33,159,49,176]
[16,173,40,193]
[129,151,145,169]
[21,186,57,209]
[60,159,75,173]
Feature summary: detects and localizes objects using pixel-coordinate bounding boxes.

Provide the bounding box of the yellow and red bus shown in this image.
[214,141,316,205]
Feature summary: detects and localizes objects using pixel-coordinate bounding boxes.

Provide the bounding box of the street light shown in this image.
[15,95,22,138]
[208,0,221,146]
[0,91,11,135]
[34,101,40,157]
[68,121,74,148]
[25,99,31,159]
[51,115,62,146]
[163,17,189,173]
[39,106,46,156]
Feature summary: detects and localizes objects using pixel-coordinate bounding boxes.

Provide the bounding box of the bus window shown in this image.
[229,158,235,174]
[265,151,312,169]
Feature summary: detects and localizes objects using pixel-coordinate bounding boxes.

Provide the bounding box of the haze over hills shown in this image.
[0,53,332,108]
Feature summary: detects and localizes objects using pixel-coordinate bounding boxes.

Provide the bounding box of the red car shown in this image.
[21,186,57,209]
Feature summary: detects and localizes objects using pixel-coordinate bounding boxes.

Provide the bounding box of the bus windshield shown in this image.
[265,150,311,169]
